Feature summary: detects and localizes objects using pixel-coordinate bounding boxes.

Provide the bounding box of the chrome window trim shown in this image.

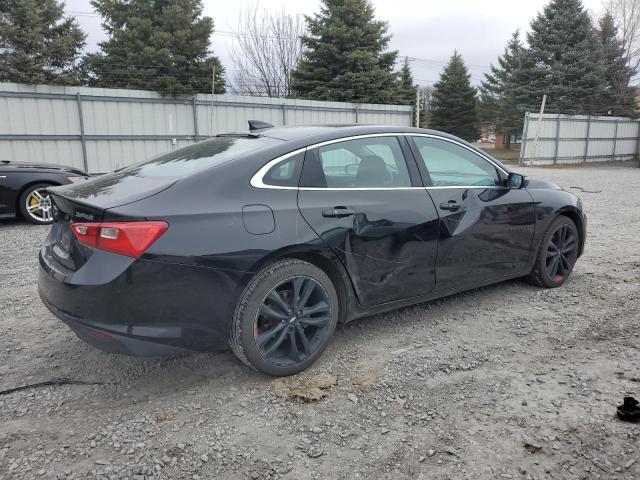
[299,187,425,191]
[250,147,306,190]
[249,132,509,190]
[405,133,509,176]
[297,186,507,191]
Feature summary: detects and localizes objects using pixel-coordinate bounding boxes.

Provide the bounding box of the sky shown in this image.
[63,0,606,87]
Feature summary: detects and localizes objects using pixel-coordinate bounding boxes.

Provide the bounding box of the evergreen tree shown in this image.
[0,0,86,85]
[525,0,605,115]
[291,0,400,103]
[598,12,636,116]
[429,51,479,141]
[479,30,529,144]
[398,56,415,105]
[84,0,225,96]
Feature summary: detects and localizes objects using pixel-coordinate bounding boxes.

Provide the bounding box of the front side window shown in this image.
[301,136,412,188]
[412,137,501,187]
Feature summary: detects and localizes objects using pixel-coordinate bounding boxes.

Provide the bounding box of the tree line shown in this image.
[0,0,638,141]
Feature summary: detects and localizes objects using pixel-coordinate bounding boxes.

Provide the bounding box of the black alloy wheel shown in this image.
[255,276,331,366]
[527,216,579,288]
[545,223,578,282]
[230,259,339,376]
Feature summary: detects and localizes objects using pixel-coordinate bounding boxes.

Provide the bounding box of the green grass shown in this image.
[479,147,520,165]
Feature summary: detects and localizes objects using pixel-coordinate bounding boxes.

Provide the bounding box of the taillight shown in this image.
[71,221,168,258]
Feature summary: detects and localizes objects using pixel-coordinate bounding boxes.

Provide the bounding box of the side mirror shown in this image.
[508,172,526,189]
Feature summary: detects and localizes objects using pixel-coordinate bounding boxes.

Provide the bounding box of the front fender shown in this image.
[527,187,586,258]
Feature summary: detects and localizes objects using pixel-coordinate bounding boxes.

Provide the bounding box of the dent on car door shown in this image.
[296,135,440,307]
[408,136,535,291]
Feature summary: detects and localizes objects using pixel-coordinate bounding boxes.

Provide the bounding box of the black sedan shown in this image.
[0,160,89,224]
[38,124,586,376]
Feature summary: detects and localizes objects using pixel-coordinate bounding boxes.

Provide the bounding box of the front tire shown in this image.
[19,183,55,224]
[526,216,579,288]
[229,259,339,376]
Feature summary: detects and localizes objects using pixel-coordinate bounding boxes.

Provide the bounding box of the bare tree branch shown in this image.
[606,0,640,77]
[229,5,305,97]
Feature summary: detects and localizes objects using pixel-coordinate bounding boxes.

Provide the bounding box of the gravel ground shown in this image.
[1,163,639,480]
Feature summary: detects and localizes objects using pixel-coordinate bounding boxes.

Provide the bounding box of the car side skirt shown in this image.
[344,269,531,323]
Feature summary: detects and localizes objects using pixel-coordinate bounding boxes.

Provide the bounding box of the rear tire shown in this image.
[19,183,55,225]
[526,216,579,288]
[229,259,339,376]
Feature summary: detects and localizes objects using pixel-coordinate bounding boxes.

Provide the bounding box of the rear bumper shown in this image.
[40,293,192,356]
[38,247,244,356]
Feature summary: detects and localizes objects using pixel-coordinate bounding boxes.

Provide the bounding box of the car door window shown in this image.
[412,137,501,187]
[262,151,303,187]
[301,136,412,188]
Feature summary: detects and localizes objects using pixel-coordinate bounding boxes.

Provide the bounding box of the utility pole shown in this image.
[210,64,216,137]
[530,94,547,167]
[415,85,421,128]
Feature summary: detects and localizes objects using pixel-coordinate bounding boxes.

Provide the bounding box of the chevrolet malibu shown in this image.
[38,124,586,376]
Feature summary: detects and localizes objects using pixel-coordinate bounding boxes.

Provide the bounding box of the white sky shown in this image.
[63,0,605,86]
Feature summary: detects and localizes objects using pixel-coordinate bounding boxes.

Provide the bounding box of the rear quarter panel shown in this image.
[104,157,337,338]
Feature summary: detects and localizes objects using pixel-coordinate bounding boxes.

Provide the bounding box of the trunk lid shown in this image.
[48,171,177,216]
[44,173,175,273]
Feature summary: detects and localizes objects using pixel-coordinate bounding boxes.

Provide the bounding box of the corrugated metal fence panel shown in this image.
[520,112,640,165]
[2,139,85,170]
[0,83,412,173]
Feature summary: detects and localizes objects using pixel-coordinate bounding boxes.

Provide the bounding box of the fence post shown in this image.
[612,119,619,162]
[583,115,591,163]
[282,103,287,125]
[519,112,529,166]
[635,121,640,163]
[553,114,561,164]
[75,93,89,173]
[354,106,359,124]
[192,97,199,142]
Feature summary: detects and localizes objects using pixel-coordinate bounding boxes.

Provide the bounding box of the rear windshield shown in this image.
[119,136,280,177]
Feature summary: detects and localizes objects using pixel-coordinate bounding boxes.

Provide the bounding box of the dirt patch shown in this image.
[271,372,337,401]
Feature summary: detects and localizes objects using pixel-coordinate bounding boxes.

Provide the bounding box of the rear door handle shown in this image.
[439,200,462,211]
[322,207,356,218]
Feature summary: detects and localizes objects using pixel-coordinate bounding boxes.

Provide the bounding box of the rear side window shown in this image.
[263,151,304,187]
[300,136,411,188]
[119,136,280,178]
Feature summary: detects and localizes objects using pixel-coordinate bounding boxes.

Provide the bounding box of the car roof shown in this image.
[244,124,510,172]
[249,124,458,143]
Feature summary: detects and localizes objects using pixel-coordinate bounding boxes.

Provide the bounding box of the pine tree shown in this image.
[479,30,529,144]
[598,12,636,116]
[525,0,605,115]
[291,0,400,103]
[398,56,415,106]
[429,51,479,141]
[0,0,86,85]
[84,0,225,96]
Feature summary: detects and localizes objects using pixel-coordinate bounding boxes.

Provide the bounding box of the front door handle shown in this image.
[322,206,356,218]
[439,200,462,211]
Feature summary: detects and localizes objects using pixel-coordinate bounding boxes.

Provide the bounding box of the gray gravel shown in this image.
[1,163,639,480]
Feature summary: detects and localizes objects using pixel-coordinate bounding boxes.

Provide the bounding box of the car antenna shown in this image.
[248,120,274,131]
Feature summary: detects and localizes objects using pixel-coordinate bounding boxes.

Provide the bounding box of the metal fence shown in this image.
[0,82,412,173]
[519,112,640,165]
